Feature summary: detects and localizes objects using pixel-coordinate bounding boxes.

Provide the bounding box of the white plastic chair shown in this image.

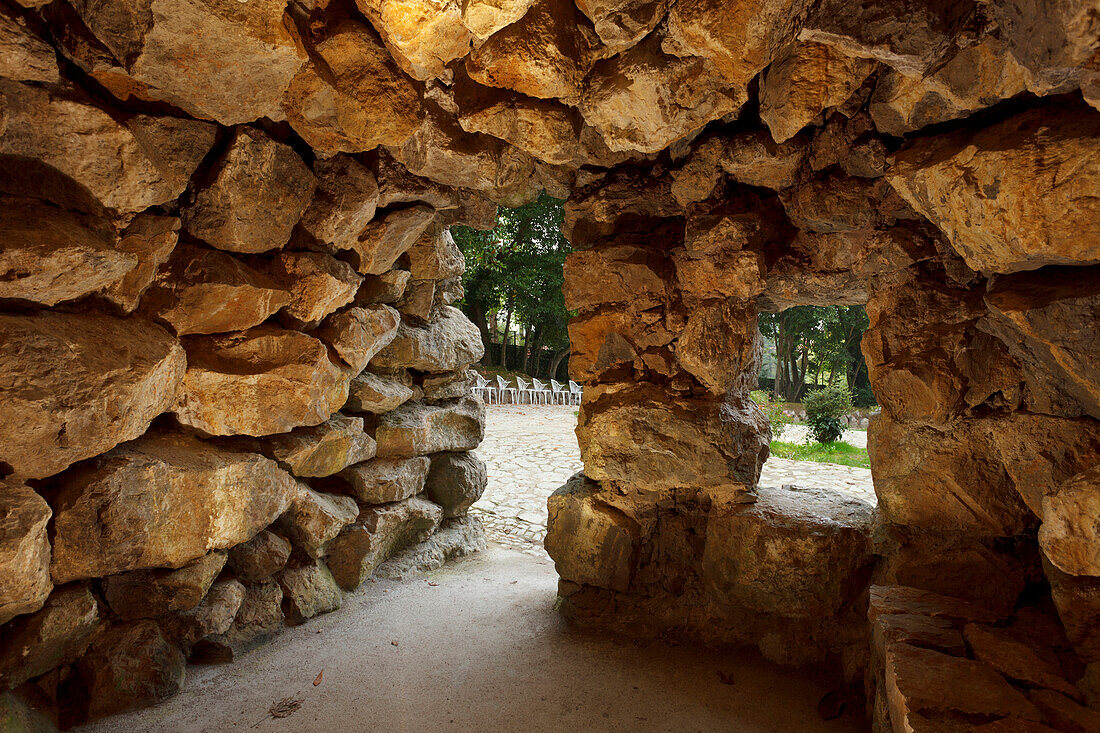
[531,378,552,405]
[496,375,517,404]
[515,376,537,404]
[550,379,568,405]
[472,374,496,403]
[568,380,583,405]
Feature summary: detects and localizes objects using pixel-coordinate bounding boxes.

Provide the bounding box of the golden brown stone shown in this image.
[0,480,52,626]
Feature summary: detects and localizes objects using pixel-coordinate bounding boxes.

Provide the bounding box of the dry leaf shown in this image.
[391,640,399,646]
[427,581,439,587]
[270,698,302,719]
[313,671,323,687]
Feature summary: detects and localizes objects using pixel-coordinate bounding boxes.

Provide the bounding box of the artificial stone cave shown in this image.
[0,0,1098,729]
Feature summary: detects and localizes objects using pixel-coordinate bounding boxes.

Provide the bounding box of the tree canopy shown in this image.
[450,193,573,379]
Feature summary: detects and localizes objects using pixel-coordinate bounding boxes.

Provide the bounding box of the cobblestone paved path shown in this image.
[472,404,877,551]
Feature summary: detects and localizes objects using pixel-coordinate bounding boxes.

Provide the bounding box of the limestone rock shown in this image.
[1040,465,1100,577]
[348,205,436,276]
[425,452,486,517]
[983,268,1100,420]
[50,429,298,582]
[760,42,877,143]
[0,482,51,628]
[465,0,592,102]
[883,642,1042,728]
[868,415,1033,537]
[191,580,283,663]
[175,327,350,437]
[371,306,486,372]
[703,484,874,617]
[227,531,291,584]
[276,559,343,625]
[282,22,422,155]
[103,551,226,621]
[346,371,418,414]
[577,383,769,492]
[580,34,744,154]
[575,0,666,53]
[140,244,291,335]
[720,130,808,189]
[869,39,1031,136]
[317,305,400,373]
[422,371,475,401]
[357,270,412,306]
[277,487,359,559]
[965,624,1082,699]
[0,311,185,479]
[0,584,98,689]
[460,0,536,39]
[798,0,986,77]
[1044,558,1100,663]
[457,92,592,167]
[100,214,179,314]
[0,9,59,82]
[1029,689,1100,733]
[0,80,206,214]
[78,621,186,720]
[327,496,443,590]
[872,613,966,658]
[268,251,362,328]
[545,473,637,593]
[296,156,379,251]
[374,150,460,210]
[396,279,437,322]
[781,172,883,233]
[676,300,762,395]
[887,105,1100,275]
[338,457,430,505]
[0,196,134,307]
[869,584,1002,625]
[160,579,244,651]
[563,244,671,312]
[182,127,317,255]
[262,414,376,479]
[375,396,486,457]
[375,515,487,578]
[354,0,472,81]
[75,0,305,124]
[562,168,682,247]
[406,228,465,281]
[0,691,55,732]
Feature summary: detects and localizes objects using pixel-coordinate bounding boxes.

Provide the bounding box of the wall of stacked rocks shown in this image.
[1,0,1099,728]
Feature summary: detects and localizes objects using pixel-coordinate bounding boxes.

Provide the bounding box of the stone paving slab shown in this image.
[472,404,877,547]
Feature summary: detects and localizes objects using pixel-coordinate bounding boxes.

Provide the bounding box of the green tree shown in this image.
[450,193,573,379]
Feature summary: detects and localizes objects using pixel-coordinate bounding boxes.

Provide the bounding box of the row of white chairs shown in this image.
[471,374,582,405]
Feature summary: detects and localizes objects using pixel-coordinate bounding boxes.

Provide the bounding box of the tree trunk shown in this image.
[548,347,569,381]
[467,303,491,362]
[499,305,512,369]
[521,324,534,373]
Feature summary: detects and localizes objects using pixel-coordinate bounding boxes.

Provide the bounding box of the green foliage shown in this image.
[769,440,870,469]
[803,382,854,443]
[751,390,793,441]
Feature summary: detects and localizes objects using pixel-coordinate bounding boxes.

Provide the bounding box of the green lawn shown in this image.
[769,440,870,469]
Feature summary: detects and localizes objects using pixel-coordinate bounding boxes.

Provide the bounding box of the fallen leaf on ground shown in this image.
[427,581,439,586]
[717,671,736,686]
[391,640,399,646]
[313,671,323,687]
[270,698,302,719]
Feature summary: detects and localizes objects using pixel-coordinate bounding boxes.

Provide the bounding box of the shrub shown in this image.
[750,390,793,441]
[803,382,853,443]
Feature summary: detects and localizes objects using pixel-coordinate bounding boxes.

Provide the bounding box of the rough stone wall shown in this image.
[1,0,1099,728]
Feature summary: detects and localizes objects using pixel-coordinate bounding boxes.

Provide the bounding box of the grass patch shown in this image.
[770,440,870,469]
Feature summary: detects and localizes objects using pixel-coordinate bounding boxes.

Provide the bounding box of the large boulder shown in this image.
[0,584,99,689]
[0,311,184,479]
[316,305,400,373]
[227,531,291,584]
[345,370,418,414]
[425,452,487,517]
[0,7,59,82]
[887,104,1100,275]
[78,620,186,721]
[0,481,52,626]
[371,306,485,372]
[100,214,180,315]
[0,80,214,214]
[338,457,431,505]
[182,127,317,255]
[295,156,379,251]
[103,551,227,621]
[261,414,377,479]
[174,327,350,437]
[50,429,298,583]
[140,244,291,335]
[375,396,485,457]
[160,579,245,653]
[354,0,472,81]
[276,559,343,625]
[702,484,875,618]
[276,487,359,559]
[71,0,305,124]
[267,252,362,329]
[545,473,638,593]
[191,580,283,663]
[327,497,443,590]
[347,205,436,276]
[0,196,134,306]
[1039,465,1100,577]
